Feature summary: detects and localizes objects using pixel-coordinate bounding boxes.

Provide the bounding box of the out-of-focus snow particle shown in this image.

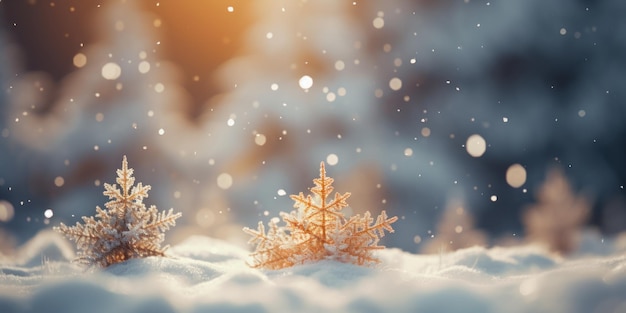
[578,110,586,117]
[0,200,15,222]
[266,32,273,39]
[217,173,233,190]
[506,163,527,188]
[227,118,235,126]
[503,117,509,122]
[466,134,487,157]
[298,75,313,90]
[337,87,347,96]
[326,92,336,102]
[389,77,402,91]
[421,127,431,137]
[73,53,87,68]
[227,6,234,12]
[326,154,339,166]
[519,277,538,296]
[490,195,497,202]
[560,28,567,35]
[138,61,150,74]
[54,176,65,187]
[335,60,345,71]
[373,17,384,29]
[101,62,121,80]
[277,189,286,196]
[404,148,413,157]
[196,208,215,228]
[270,83,279,91]
[254,134,267,146]
[154,83,165,93]
[114,20,124,31]
[413,235,422,244]
[158,128,165,135]
[44,208,54,218]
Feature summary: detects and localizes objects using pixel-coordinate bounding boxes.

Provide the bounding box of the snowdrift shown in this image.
[1,231,625,313]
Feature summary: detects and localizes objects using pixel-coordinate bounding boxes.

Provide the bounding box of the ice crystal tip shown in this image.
[245,162,397,269]
[54,156,181,267]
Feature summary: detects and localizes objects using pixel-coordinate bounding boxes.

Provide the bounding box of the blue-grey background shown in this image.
[1,0,625,252]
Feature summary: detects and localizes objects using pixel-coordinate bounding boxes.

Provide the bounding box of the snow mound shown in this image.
[1,233,626,313]
[11,230,75,267]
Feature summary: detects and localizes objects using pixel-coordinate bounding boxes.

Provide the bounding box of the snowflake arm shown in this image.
[54,156,181,267]
[244,162,397,269]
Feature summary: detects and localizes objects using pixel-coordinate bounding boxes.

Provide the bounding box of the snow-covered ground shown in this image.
[1,231,625,313]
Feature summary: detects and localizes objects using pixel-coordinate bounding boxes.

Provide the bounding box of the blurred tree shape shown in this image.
[523,168,591,254]
[423,199,487,254]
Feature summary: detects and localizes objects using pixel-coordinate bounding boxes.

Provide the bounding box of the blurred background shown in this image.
[1,0,625,254]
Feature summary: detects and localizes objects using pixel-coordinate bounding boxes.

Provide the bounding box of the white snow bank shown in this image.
[1,231,625,313]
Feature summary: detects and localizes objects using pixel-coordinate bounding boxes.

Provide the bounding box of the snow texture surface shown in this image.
[1,231,625,313]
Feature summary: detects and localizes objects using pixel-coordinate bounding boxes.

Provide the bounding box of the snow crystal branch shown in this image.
[244,162,398,269]
[54,156,182,267]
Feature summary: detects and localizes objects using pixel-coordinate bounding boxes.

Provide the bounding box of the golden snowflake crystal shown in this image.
[244,162,397,269]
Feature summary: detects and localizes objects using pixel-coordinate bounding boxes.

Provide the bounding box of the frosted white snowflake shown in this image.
[55,156,181,267]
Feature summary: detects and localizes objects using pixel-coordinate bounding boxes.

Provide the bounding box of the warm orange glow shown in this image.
[145,1,253,104]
